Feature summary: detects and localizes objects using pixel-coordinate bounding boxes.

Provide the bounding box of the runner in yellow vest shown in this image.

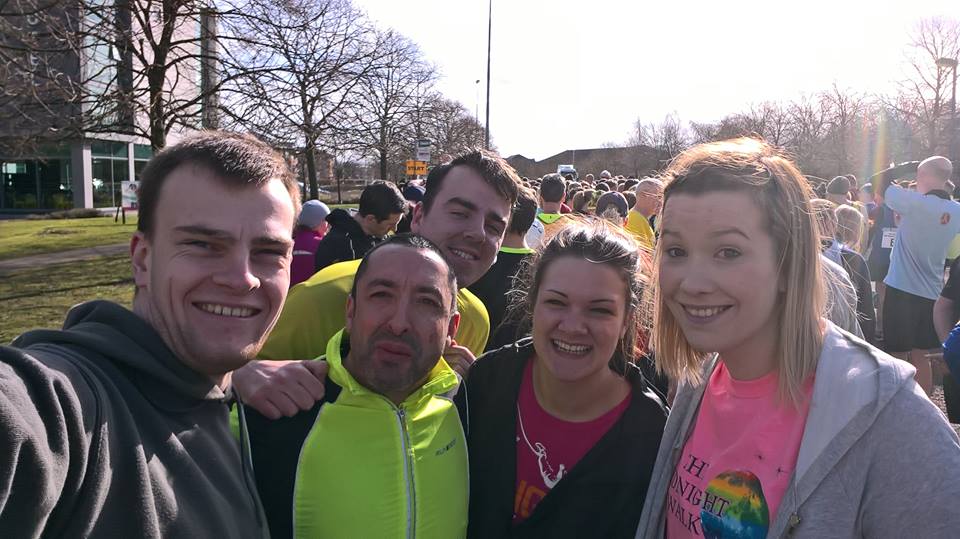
[535,173,570,246]
[624,178,663,251]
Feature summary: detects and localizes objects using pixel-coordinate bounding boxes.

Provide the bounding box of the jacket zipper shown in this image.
[396,407,417,539]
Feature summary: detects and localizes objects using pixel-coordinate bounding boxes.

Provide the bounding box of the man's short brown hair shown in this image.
[508,186,539,236]
[137,131,298,237]
[422,149,521,213]
[539,173,566,203]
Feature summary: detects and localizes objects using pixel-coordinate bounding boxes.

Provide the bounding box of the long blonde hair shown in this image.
[835,204,865,253]
[648,138,825,405]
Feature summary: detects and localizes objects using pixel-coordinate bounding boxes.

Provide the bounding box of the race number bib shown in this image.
[881,228,896,249]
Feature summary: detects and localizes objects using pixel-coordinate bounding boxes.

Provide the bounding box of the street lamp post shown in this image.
[484,0,492,150]
[937,57,958,177]
[475,79,480,148]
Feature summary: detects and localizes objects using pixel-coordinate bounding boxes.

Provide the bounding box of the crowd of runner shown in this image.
[2,131,960,538]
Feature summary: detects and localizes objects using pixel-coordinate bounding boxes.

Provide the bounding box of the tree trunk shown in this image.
[148,70,167,150]
[304,145,319,200]
[379,149,388,182]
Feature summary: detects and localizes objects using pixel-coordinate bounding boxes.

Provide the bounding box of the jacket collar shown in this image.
[537,213,565,224]
[324,329,460,406]
[468,339,667,534]
[769,322,915,535]
[661,322,916,536]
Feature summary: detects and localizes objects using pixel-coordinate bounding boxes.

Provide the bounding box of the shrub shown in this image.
[25,208,104,220]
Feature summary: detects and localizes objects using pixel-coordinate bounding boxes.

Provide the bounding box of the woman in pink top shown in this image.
[465,219,668,538]
[635,138,960,538]
[289,199,329,287]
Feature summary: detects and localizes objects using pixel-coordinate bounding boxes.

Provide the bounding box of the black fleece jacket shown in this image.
[0,301,267,538]
[314,208,383,271]
[840,246,876,343]
[461,339,668,538]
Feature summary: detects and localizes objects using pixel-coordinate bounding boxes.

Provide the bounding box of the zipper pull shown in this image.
[786,513,801,536]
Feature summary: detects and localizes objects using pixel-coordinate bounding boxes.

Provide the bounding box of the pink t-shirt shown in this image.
[666,362,813,539]
[513,360,630,523]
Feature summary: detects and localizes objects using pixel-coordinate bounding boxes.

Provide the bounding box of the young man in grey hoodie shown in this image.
[0,132,304,537]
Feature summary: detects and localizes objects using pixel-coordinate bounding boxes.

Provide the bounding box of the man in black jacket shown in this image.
[314,181,406,271]
[0,132,301,538]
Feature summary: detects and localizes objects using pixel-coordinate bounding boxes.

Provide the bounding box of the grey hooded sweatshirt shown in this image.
[0,301,268,538]
[635,322,960,538]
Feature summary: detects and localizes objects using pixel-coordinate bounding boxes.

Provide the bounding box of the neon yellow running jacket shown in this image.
[244,330,468,539]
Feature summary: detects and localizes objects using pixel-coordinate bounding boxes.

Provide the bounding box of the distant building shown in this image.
[0,5,218,210]
[507,145,664,180]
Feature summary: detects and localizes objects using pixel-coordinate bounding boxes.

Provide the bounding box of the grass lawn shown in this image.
[0,255,133,343]
[0,216,138,261]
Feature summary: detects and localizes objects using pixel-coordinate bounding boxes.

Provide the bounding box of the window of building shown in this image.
[91,140,131,207]
[134,144,152,180]
[1,144,72,209]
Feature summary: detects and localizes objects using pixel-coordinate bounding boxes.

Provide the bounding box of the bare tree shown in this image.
[630,112,690,162]
[688,121,720,145]
[821,84,870,175]
[733,101,792,147]
[888,17,960,155]
[420,95,484,161]
[786,94,830,174]
[347,31,436,182]
[0,0,246,152]
[0,0,77,154]
[220,0,383,199]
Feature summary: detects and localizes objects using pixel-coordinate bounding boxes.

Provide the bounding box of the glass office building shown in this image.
[0,3,215,211]
[0,141,152,210]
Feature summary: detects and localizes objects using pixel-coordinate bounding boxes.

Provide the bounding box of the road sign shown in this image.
[406,160,428,176]
[415,139,432,162]
[121,180,140,209]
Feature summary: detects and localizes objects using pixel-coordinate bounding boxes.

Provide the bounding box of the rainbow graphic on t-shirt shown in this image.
[700,470,769,539]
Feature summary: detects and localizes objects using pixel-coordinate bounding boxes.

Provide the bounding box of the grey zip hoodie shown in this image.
[635,322,960,538]
[0,301,268,538]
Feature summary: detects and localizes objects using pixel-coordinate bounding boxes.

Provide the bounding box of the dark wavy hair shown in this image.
[504,217,647,372]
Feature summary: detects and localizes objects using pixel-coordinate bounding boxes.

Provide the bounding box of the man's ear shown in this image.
[361,213,378,230]
[448,312,461,341]
[130,232,150,288]
[410,201,425,233]
[345,294,356,333]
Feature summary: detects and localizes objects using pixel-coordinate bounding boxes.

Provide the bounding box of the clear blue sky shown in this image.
[354,0,959,160]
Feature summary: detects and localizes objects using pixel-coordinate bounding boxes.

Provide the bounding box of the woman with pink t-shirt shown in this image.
[635,138,960,538]
[289,199,329,287]
[464,219,668,538]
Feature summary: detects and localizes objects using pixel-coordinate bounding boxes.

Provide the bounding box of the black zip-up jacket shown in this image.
[314,208,382,271]
[839,246,876,343]
[460,339,668,538]
[0,301,267,538]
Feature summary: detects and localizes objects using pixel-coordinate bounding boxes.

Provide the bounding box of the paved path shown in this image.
[0,243,128,276]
